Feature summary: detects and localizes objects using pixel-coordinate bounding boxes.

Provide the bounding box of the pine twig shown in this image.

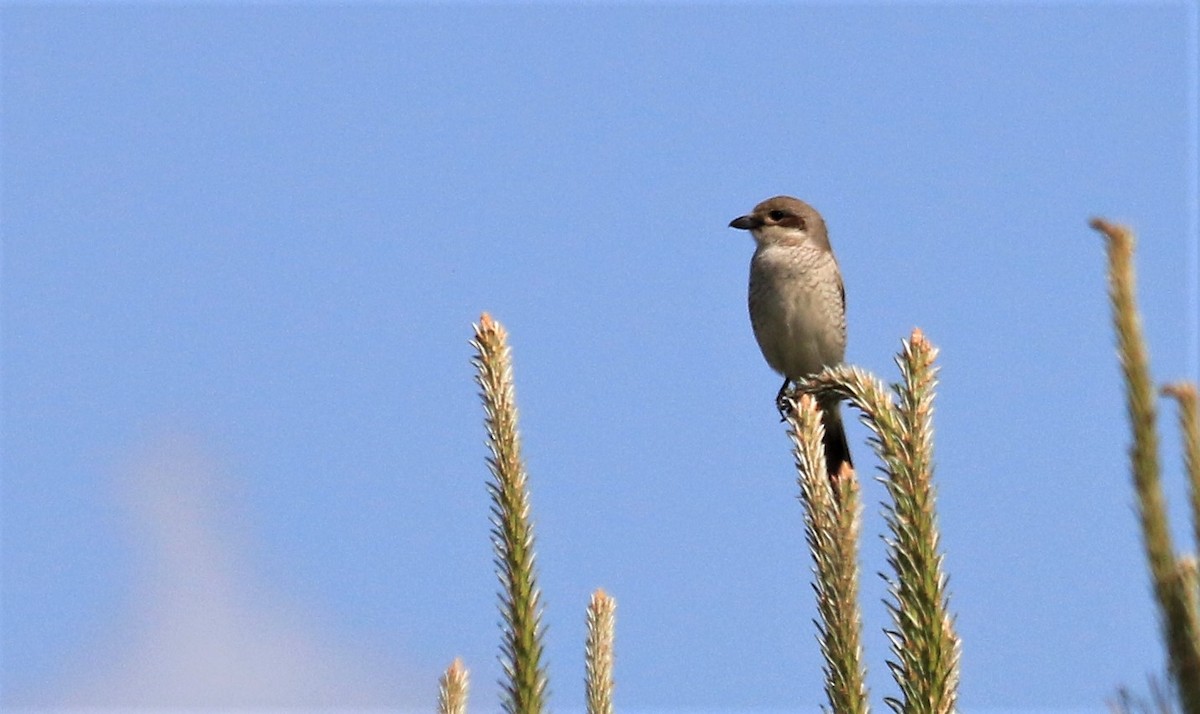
[886,329,960,714]
[1094,219,1200,712]
[585,589,617,714]
[796,331,959,714]
[787,394,870,714]
[1162,383,1200,558]
[472,313,549,714]
[438,658,470,714]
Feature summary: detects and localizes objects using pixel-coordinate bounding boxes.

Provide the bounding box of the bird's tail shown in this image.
[821,402,854,481]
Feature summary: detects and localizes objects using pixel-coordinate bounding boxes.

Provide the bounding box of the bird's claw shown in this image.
[775,392,794,422]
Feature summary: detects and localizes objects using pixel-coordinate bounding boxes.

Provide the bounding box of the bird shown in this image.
[729,195,853,479]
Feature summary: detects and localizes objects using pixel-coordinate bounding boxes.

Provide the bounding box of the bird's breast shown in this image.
[747,244,847,379]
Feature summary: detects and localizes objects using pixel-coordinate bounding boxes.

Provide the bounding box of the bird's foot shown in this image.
[775,391,794,422]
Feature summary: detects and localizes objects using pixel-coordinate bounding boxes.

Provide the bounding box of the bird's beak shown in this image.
[729,215,760,230]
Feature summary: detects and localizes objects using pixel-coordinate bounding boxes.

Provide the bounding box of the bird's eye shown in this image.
[768,210,787,221]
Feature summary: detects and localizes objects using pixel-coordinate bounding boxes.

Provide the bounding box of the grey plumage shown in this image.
[730,196,853,477]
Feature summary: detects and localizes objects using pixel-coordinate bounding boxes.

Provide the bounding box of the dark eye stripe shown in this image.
[767,210,806,230]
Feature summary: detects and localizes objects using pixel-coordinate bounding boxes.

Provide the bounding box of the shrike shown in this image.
[730,195,853,477]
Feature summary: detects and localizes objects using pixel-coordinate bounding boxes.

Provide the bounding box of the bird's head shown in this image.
[729,196,828,250]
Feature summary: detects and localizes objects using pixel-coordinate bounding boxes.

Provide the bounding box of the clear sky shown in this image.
[2,3,1197,712]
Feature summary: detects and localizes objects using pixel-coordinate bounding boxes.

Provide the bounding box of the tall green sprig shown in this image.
[787,394,870,714]
[885,331,959,714]
[471,313,548,714]
[1166,380,1200,680]
[1162,383,1200,557]
[1094,218,1200,712]
[797,329,959,714]
[438,658,470,714]
[585,589,616,714]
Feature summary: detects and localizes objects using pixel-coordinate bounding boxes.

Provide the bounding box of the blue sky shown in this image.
[2,3,1197,711]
